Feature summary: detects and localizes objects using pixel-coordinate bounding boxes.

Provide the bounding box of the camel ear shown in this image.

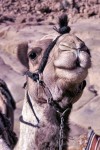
[17,42,29,68]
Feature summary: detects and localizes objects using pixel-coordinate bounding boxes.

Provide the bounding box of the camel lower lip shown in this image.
[55,67,88,83]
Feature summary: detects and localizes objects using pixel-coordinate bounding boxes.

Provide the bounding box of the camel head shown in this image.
[17,31,91,108]
[17,15,91,110]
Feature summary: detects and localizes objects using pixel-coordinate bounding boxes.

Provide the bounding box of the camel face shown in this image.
[28,34,91,83]
[19,33,91,106]
[53,34,91,84]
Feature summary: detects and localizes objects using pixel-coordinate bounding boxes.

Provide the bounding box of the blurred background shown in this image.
[0,0,100,149]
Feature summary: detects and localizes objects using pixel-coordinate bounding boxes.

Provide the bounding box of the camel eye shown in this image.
[28,51,37,60]
[28,47,42,60]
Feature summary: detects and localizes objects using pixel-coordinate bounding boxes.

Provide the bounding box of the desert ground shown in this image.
[0,0,100,149]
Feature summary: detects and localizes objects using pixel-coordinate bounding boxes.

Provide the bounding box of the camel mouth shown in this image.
[54,64,78,70]
[54,47,91,71]
[55,67,88,84]
[37,98,47,104]
[37,97,63,104]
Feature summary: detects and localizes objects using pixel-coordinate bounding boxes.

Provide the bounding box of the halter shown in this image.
[19,75,72,150]
[19,15,77,150]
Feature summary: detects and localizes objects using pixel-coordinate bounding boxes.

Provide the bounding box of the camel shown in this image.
[0,15,91,150]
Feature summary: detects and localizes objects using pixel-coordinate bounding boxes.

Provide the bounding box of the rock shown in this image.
[0,0,100,26]
[54,2,62,11]
[0,15,15,23]
[16,15,26,24]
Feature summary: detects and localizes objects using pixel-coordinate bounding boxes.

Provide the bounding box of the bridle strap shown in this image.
[38,35,61,74]
[39,81,72,114]
[19,91,40,128]
[19,115,40,128]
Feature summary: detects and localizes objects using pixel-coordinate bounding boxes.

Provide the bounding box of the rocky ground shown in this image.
[0,0,100,149]
[0,0,100,26]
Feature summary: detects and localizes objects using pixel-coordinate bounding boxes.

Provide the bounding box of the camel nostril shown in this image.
[76,58,80,67]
